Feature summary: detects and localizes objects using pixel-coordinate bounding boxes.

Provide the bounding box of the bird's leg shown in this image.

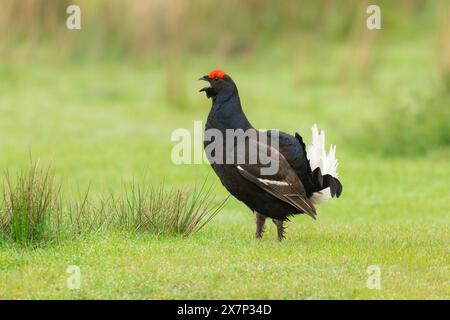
[255,212,266,239]
[272,219,285,241]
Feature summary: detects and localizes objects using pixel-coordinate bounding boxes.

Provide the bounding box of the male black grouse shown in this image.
[199,69,342,241]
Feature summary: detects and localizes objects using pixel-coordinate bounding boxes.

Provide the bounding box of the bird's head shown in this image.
[199,69,236,100]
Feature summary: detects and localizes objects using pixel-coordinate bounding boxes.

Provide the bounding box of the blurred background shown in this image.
[0,0,448,195]
[1,1,449,299]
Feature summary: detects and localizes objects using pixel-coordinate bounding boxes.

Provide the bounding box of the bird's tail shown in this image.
[306,124,343,204]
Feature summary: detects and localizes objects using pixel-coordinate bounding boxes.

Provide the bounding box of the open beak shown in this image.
[198,75,211,92]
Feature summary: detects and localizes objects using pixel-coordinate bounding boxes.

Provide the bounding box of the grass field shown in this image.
[1,0,449,298]
[0,156,448,299]
[0,53,448,299]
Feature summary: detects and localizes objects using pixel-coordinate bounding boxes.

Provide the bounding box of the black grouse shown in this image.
[199,69,342,240]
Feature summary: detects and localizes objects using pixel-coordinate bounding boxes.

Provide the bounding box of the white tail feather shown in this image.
[306,124,340,204]
[306,124,339,179]
[310,187,331,204]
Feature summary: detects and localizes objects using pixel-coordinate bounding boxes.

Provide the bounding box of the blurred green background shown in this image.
[0,0,449,227]
[0,1,448,183]
[0,0,449,299]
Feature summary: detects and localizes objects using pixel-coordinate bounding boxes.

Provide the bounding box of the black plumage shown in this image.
[200,70,342,240]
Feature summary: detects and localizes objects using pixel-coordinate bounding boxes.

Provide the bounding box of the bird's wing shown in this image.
[276,131,315,193]
[235,139,317,219]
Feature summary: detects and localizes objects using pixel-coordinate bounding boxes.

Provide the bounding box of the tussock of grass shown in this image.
[111,181,227,237]
[0,162,225,247]
[65,191,111,238]
[0,161,62,246]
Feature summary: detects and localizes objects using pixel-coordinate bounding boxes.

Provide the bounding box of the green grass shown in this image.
[0,163,225,246]
[0,30,449,298]
[0,162,63,246]
[0,156,448,299]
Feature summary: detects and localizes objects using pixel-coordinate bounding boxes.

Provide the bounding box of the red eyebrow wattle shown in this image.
[208,69,225,79]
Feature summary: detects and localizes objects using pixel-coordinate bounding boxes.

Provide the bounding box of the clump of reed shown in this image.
[111,181,227,237]
[0,161,63,246]
[0,161,225,247]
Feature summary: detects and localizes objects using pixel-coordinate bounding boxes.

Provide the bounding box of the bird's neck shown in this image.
[207,92,253,131]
